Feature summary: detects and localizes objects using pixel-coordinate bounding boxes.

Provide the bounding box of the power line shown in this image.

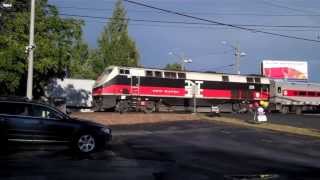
[84,20,320,32]
[259,0,317,14]
[123,0,320,43]
[57,5,320,17]
[58,13,320,29]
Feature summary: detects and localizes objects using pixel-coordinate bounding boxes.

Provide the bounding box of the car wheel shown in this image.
[76,134,96,153]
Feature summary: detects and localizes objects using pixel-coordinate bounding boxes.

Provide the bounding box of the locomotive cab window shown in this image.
[164,72,177,79]
[146,70,153,77]
[254,78,261,83]
[178,73,186,79]
[120,69,130,75]
[155,71,162,78]
[247,77,254,83]
[222,76,229,82]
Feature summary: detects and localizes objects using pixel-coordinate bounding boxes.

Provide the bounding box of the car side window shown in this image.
[31,105,61,119]
[0,102,30,116]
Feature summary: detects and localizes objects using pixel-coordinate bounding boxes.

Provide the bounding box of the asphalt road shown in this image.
[223,112,320,130]
[1,120,320,180]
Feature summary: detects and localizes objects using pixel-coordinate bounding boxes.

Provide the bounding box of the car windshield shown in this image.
[1,0,320,179]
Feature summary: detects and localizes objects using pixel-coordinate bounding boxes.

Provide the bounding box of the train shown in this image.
[92,66,270,113]
[269,80,320,114]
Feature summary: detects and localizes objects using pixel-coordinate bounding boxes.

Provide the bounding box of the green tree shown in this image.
[68,40,97,79]
[0,0,85,98]
[97,0,140,74]
[165,63,182,71]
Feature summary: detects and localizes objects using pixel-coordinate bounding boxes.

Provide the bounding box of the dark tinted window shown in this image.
[155,71,162,78]
[0,102,30,116]
[178,73,186,79]
[120,69,130,74]
[277,87,281,94]
[164,72,176,79]
[247,77,254,83]
[308,92,316,96]
[31,105,61,119]
[146,70,153,77]
[222,76,229,82]
[254,78,261,83]
[299,91,306,96]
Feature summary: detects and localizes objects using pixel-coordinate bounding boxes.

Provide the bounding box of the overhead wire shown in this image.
[83,19,320,32]
[258,0,318,14]
[123,0,320,43]
[56,5,320,17]
[58,13,320,29]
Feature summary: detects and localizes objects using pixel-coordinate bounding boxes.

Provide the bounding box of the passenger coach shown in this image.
[92,66,270,112]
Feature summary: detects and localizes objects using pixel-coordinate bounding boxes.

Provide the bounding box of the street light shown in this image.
[221,41,246,74]
[168,51,192,71]
[0,2,12,18]
[1,3,12,8]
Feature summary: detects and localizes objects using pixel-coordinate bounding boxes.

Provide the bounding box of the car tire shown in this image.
[74,133,97,154]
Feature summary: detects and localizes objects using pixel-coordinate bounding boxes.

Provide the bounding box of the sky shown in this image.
[49,0,320,82]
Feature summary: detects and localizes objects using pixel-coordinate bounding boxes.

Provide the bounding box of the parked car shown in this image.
[0,97,112,154]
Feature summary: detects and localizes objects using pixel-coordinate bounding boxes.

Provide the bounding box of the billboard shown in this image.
[261,60,308,80]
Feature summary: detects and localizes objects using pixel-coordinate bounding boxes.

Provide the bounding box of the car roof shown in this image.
[0,96,48,106]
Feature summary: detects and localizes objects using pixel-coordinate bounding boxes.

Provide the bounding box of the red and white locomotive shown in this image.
[92,66,269,112]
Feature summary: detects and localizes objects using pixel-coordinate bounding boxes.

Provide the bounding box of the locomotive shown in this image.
[92,66,270,113]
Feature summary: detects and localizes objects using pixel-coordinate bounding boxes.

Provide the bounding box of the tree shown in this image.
[0,0,85,98]
[165,63,182,71]
[97,0,140,74]
[68,40,97,79]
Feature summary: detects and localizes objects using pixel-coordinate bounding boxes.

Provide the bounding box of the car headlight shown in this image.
[101,127,111,134]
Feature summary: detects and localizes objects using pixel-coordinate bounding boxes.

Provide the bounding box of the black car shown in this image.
[0,97,112,154]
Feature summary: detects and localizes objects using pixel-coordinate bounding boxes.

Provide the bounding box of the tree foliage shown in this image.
[165,63,182,71]
[0,0,84,98]
[96,0,140,74]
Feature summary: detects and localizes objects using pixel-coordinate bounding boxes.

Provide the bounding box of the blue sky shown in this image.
[49,0,320,81]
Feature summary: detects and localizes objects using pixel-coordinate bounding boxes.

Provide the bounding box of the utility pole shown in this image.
[26,0,35,100]
[168,52,192,71]
[221,41,246,75]
[235,41,240,74]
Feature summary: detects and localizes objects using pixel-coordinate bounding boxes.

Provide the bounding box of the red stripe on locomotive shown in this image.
[93,84,268,100]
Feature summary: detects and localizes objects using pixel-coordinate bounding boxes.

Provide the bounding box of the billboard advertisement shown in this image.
[261,60,308,80]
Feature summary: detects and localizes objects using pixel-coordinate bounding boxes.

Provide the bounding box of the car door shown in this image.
[30,104,78,142]
[0,102,42,142]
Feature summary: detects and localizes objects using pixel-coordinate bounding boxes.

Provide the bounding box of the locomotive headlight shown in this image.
[255,92,260,98]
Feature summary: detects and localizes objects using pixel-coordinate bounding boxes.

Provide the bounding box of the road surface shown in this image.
[223,112,320,130]
[1,119,320,180]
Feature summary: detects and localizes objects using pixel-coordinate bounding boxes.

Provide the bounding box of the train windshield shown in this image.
[95,67,114,87]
